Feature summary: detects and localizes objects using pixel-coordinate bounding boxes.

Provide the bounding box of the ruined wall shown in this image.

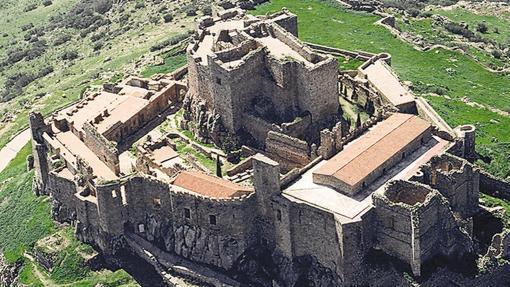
[479,170,510,201]
[265,131,310,166]
[296,58,339,123]
[30,112,51,195]
[241,113,280,147]
[416,154,479,218]
[269,11,298,36]
[82,122,120,175]
[373,180,474,276]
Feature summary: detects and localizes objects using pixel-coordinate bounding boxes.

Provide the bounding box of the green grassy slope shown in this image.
[0,144,54,263]
[434,8,510,45]
[253,0,510,178]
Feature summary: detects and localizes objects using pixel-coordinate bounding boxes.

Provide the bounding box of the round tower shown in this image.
[456,124,476,161]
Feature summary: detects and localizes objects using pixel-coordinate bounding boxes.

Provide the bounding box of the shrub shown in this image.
[421,11,433,18]
[184,5,197,16]
[218,0,235,9]
[60,51,79,61]
[24,3,38,12]
[202,5,212,16]
[408,8,420,18]
[93,0,112,14]
[163,13,173,23]
[38,66,54,77]
[90,32,106,42]
[20,23,34,32]
[25,41,48,60]
[491,49,503,59]
[476,22,488,34]
[92,41,104,51]
[53,34,71,46]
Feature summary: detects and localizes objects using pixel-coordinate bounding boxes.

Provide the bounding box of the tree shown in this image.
[355,113,361,129]
[215,154,222,178]
[476,22,488,34]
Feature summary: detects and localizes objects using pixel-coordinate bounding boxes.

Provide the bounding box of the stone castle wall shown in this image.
[414,154,480,218]
[265,131,310,166]
[373,180,474,276]
[82,122,120,175]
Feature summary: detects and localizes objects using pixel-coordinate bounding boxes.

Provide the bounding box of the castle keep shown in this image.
[29,8,493,286]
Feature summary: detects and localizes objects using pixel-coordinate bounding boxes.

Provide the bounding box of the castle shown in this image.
[29,8,493,286]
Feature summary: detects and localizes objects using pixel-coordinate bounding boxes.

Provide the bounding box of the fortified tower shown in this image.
[29,112,50,196]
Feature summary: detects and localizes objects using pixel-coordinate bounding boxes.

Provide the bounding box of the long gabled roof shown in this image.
[314,113,431,188]
[171,170,252,198]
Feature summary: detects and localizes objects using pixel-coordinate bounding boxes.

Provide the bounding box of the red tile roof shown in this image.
[171,171,253,198]
[314,113,431,188]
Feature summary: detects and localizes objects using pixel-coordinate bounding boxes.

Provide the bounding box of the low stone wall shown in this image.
[415,97,455,141]
[480,170,510,201]
[305,42,374,63]
[265,131,310,165]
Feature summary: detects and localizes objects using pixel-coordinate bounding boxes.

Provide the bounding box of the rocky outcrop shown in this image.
[174,224,247,270]
[182,95,232,147]
[0,254,21,287]
[232,246,337,287]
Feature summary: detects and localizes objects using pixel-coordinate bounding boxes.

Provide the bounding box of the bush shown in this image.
[92,41,104,51]
[218,0,235,9]
[38,66,54,77]
[53,34,71,46]
[421,11,433,18]
[93,0,112,14]
[163,13,173,23]
[476,22,488,34]
[20,23,34,32]
[184,5,197,16]
[202,5,212,16]
[60,51,79,61]
[491,49,503,59]
[25,41,48,60]
[24,3,38,12]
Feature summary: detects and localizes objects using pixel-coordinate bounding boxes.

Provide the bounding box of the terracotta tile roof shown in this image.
[171,171,253,198]
[314,113,430,188]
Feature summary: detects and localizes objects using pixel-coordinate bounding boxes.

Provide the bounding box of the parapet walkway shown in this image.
[125,232,241,287]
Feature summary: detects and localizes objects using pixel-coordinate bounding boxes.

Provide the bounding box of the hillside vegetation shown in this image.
[0,0,205,150]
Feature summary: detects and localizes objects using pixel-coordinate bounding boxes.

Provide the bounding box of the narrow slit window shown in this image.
[209,215,217,225]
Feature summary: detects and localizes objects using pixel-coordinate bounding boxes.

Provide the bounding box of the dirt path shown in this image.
[0,129,30,173]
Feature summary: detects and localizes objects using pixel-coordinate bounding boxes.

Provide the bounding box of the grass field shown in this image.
[253,0,510,179]
[433,7,510,45]
[141,48,188,78]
